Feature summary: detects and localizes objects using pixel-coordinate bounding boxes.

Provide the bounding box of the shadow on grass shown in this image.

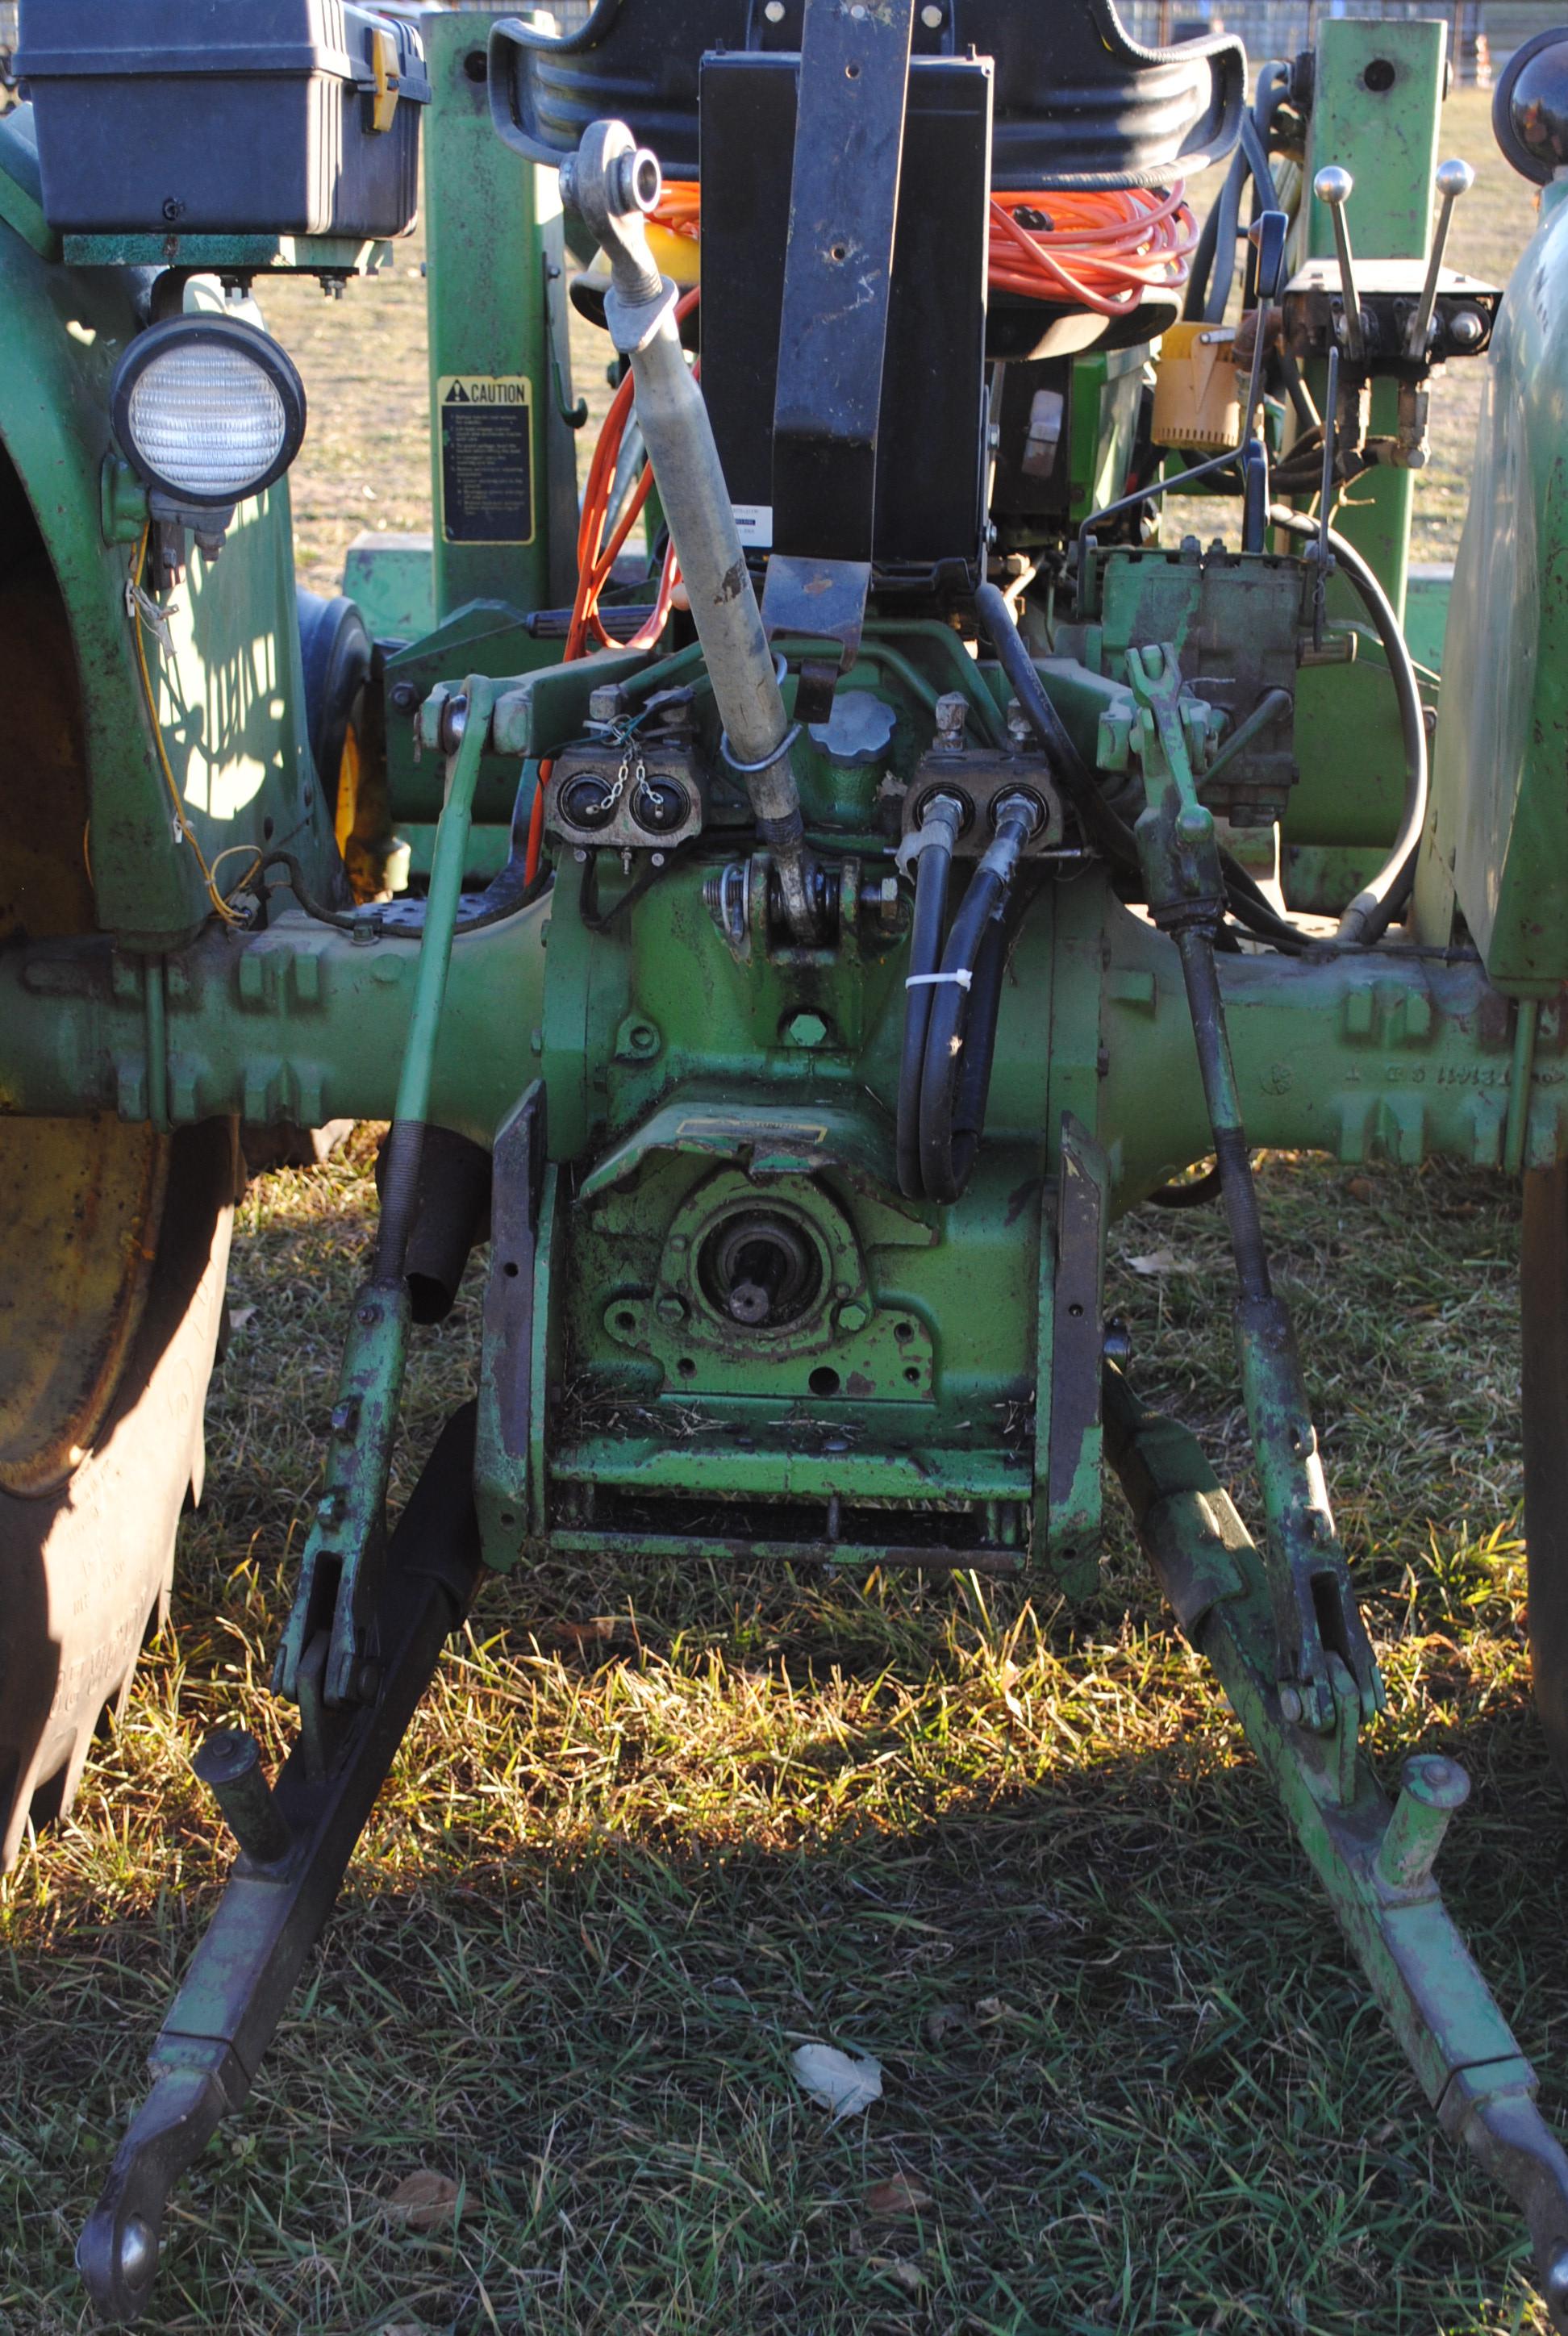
[3,1616,1564,2336]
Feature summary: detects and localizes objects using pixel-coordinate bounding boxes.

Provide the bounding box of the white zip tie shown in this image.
[905,969,973,991]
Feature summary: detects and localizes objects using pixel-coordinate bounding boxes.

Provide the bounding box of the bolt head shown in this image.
[1403,1752,1471,1810]
[764,0,786,17]
[836,1301,869,1334]
[1447,307,1485,348]
[1278,1684,1303,1725]
[1315,165,1354,207]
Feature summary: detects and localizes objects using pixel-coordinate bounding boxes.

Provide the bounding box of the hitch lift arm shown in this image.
[1104,1367,1568,2331]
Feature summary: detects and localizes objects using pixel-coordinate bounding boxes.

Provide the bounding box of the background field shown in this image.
[4,81,1566,2336]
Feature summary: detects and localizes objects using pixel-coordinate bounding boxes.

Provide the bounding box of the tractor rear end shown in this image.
[5,0,1568,2321]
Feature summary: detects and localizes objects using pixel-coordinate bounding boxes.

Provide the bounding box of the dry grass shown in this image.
[2,73,1564,2336]
[2,1147,1562,2335]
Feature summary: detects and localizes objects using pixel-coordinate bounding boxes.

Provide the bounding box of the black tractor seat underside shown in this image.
[490,0,1245,190]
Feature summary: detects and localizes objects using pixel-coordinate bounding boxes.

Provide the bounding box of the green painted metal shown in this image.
[60,232,393,277]
[341,532,435,640]
[1286,15,1445,898]
[1414,177,1568,990]
[277,679,496,1708]
[0,216,336,947]
[422,15,578,624]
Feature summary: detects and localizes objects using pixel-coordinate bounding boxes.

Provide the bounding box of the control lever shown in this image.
[1239,210,1288,552]
[1313,166,1364,364]
[1407,157,1475,359]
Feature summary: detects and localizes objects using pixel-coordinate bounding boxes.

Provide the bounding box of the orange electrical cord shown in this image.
[988,185,1196,315]
[524,286,699,885]
[652,179,1196,316]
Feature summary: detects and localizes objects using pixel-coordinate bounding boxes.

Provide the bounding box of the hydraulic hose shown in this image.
[974,582,1141,874]
[917,798,1036,1205]
[1269,507,1428,945]
[896,795,963,1199]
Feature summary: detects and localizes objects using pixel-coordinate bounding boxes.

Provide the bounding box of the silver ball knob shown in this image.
[1315,165,1354,207]
[1436,157,1475,202]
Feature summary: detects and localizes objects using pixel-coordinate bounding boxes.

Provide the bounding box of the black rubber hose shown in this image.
[918,803,1033,1205]
[973,583,1141,873]
[947,911,1011,1183]
[1269,506,1428,946]
[896,799,962,1199]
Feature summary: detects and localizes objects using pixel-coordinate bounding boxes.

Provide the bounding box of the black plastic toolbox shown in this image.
[16,2,431,240]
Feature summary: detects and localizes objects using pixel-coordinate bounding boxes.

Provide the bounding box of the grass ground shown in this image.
[2,77,1562,2336]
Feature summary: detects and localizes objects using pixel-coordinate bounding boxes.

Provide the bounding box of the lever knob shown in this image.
[1408,157,1475,360]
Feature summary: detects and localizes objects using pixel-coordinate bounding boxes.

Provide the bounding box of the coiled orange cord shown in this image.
[988,185,1196,315]
[652,179,1195,315]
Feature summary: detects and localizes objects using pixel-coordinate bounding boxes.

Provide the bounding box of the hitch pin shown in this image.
[1375,1751,1470,1891]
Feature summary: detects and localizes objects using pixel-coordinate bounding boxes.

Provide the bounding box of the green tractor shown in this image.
[5,0,1568,2319]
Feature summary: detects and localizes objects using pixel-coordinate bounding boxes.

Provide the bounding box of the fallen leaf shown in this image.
[1347,1176,1375,1201]
[924,2004,970,2048]
[791,2042,882,2121]
[975,1995,1011,2021]
[227,1306,256,1330]
[1128,1249,1178,1276]
[865,2172,932,2218]
[881,2258,925,2294]
[386,2170,469,2230]
[548,1616,619,1648]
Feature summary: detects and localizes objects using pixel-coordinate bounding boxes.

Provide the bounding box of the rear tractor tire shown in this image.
[0,1118,236,1867]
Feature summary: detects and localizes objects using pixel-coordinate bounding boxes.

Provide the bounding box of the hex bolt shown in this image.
[836,1300,869,1334]
[656,1293,687,1324]
[388,680,419,715]
[1375,1752,1470,1891]
[587,683,626,724]
[191,1729,294,1867]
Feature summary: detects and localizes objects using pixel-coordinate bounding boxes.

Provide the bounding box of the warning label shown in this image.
[438,375,534,546]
